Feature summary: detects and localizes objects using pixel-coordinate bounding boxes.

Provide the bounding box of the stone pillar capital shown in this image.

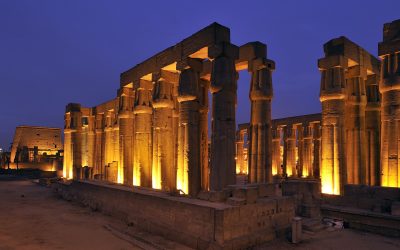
[318,55,347,71]
[208,42,239,60]
[177,68,199,102]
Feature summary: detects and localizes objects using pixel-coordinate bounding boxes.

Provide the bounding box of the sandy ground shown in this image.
[1,179,399,250]
[256,221,400,250]
[0,180,140,250]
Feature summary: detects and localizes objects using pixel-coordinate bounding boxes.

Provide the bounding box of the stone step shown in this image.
[302,218,326,232]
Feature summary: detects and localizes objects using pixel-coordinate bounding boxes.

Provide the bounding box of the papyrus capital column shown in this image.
[209,43,239,191]
[248,57,274,183]
[152,76,175,191]
[177,67,201,196]
[379,19,400,188]
[133,80,153,187]
[319,55,347,194]
[118,86,134,185]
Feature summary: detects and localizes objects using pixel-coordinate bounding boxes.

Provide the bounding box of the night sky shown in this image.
[1,0,399,150]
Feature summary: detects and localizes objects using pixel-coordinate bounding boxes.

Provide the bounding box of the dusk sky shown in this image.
[1,0,399,149]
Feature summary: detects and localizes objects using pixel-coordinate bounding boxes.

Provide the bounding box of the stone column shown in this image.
[312,122,321,178]
[94,113,105,179]
[345,66,367,185]
[365,74,380,186]
[64,104,83,180]
[152,78,175,191]
[104,111,113,167]
[271,127,282,176]
[86,113,96,179]
[296,124,304,177]
[118,87,134,186]
[133,80,153,187]
[63,110,73,179]
[177,68,201,196]
[302,124,313,178]
[248,58,274,183]
[319,55,347,194]
[236,128,246,174]
[199,79,209,190]
[379,19,400,188]
[284,125,297,177]
[172,84,179,191]
[209,46,238,191]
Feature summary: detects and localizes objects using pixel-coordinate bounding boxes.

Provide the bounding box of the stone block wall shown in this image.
[54,180,294,249]
[322,184,400,214]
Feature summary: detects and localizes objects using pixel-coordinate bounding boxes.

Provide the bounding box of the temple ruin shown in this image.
[63,23,275,195]
[9,125,63,171]
[60,20,400,248]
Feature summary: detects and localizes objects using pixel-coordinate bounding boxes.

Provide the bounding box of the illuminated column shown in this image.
[236,128,245,174]
[365,74,380,186]
[271,127,282,176]
[379,19,400,188]
[104,111,113,167]
[118,87,134,185]
[63,110,73,179]
[319,55,347,194]
[152,78,175,191]
[302,124,313,178]
[172,84,179,191]
[63,104,83,180]
[133,80,153,187]
[199,79,209,190]
[312,122,321,178]
[296,124,304,177]
[86,113,96,178]
[248,58,274,183]
[344,66,367,185]
[284,125,296,177]
[177,68,201,195]
[94,113,105,179]
[209,45,238,191]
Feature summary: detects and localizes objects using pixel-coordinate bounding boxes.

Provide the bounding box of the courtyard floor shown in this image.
[0,178,399,250]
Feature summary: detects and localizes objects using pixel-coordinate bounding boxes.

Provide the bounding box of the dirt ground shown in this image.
[257,228,400,250]
[0,179,399,250]
[0,180,141,250]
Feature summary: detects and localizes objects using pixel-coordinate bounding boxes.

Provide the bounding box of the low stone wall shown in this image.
[322,184,400,214]
[322,184,400,237]
[54,180,295,249]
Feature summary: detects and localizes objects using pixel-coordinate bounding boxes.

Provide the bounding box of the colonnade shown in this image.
[236,114,321,180]
[63,24,275,196]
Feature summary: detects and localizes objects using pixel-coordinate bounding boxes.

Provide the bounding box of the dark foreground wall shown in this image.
[322,184,400,237]
[54,180,294,249]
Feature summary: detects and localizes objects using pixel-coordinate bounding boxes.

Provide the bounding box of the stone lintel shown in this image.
[271,113,322,129]
[120,23,230,86]
[239,42,267,60]
[346,65,368,79]
[66,103,82,113]
[323,36,380,74]
[378,40,400,56]
[382,19,400,42]
[176,57,203,72]
[208,42,239,59]
[248,57,275,72]
[318,55,347,70]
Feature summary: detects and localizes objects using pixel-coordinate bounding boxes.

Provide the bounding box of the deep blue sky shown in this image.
[0,0,399,149]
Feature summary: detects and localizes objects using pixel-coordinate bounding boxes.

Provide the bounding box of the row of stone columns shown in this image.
[379,20,400,187]
[319,44,381,194]
[271,123,320,179]
[64,41,278,195]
